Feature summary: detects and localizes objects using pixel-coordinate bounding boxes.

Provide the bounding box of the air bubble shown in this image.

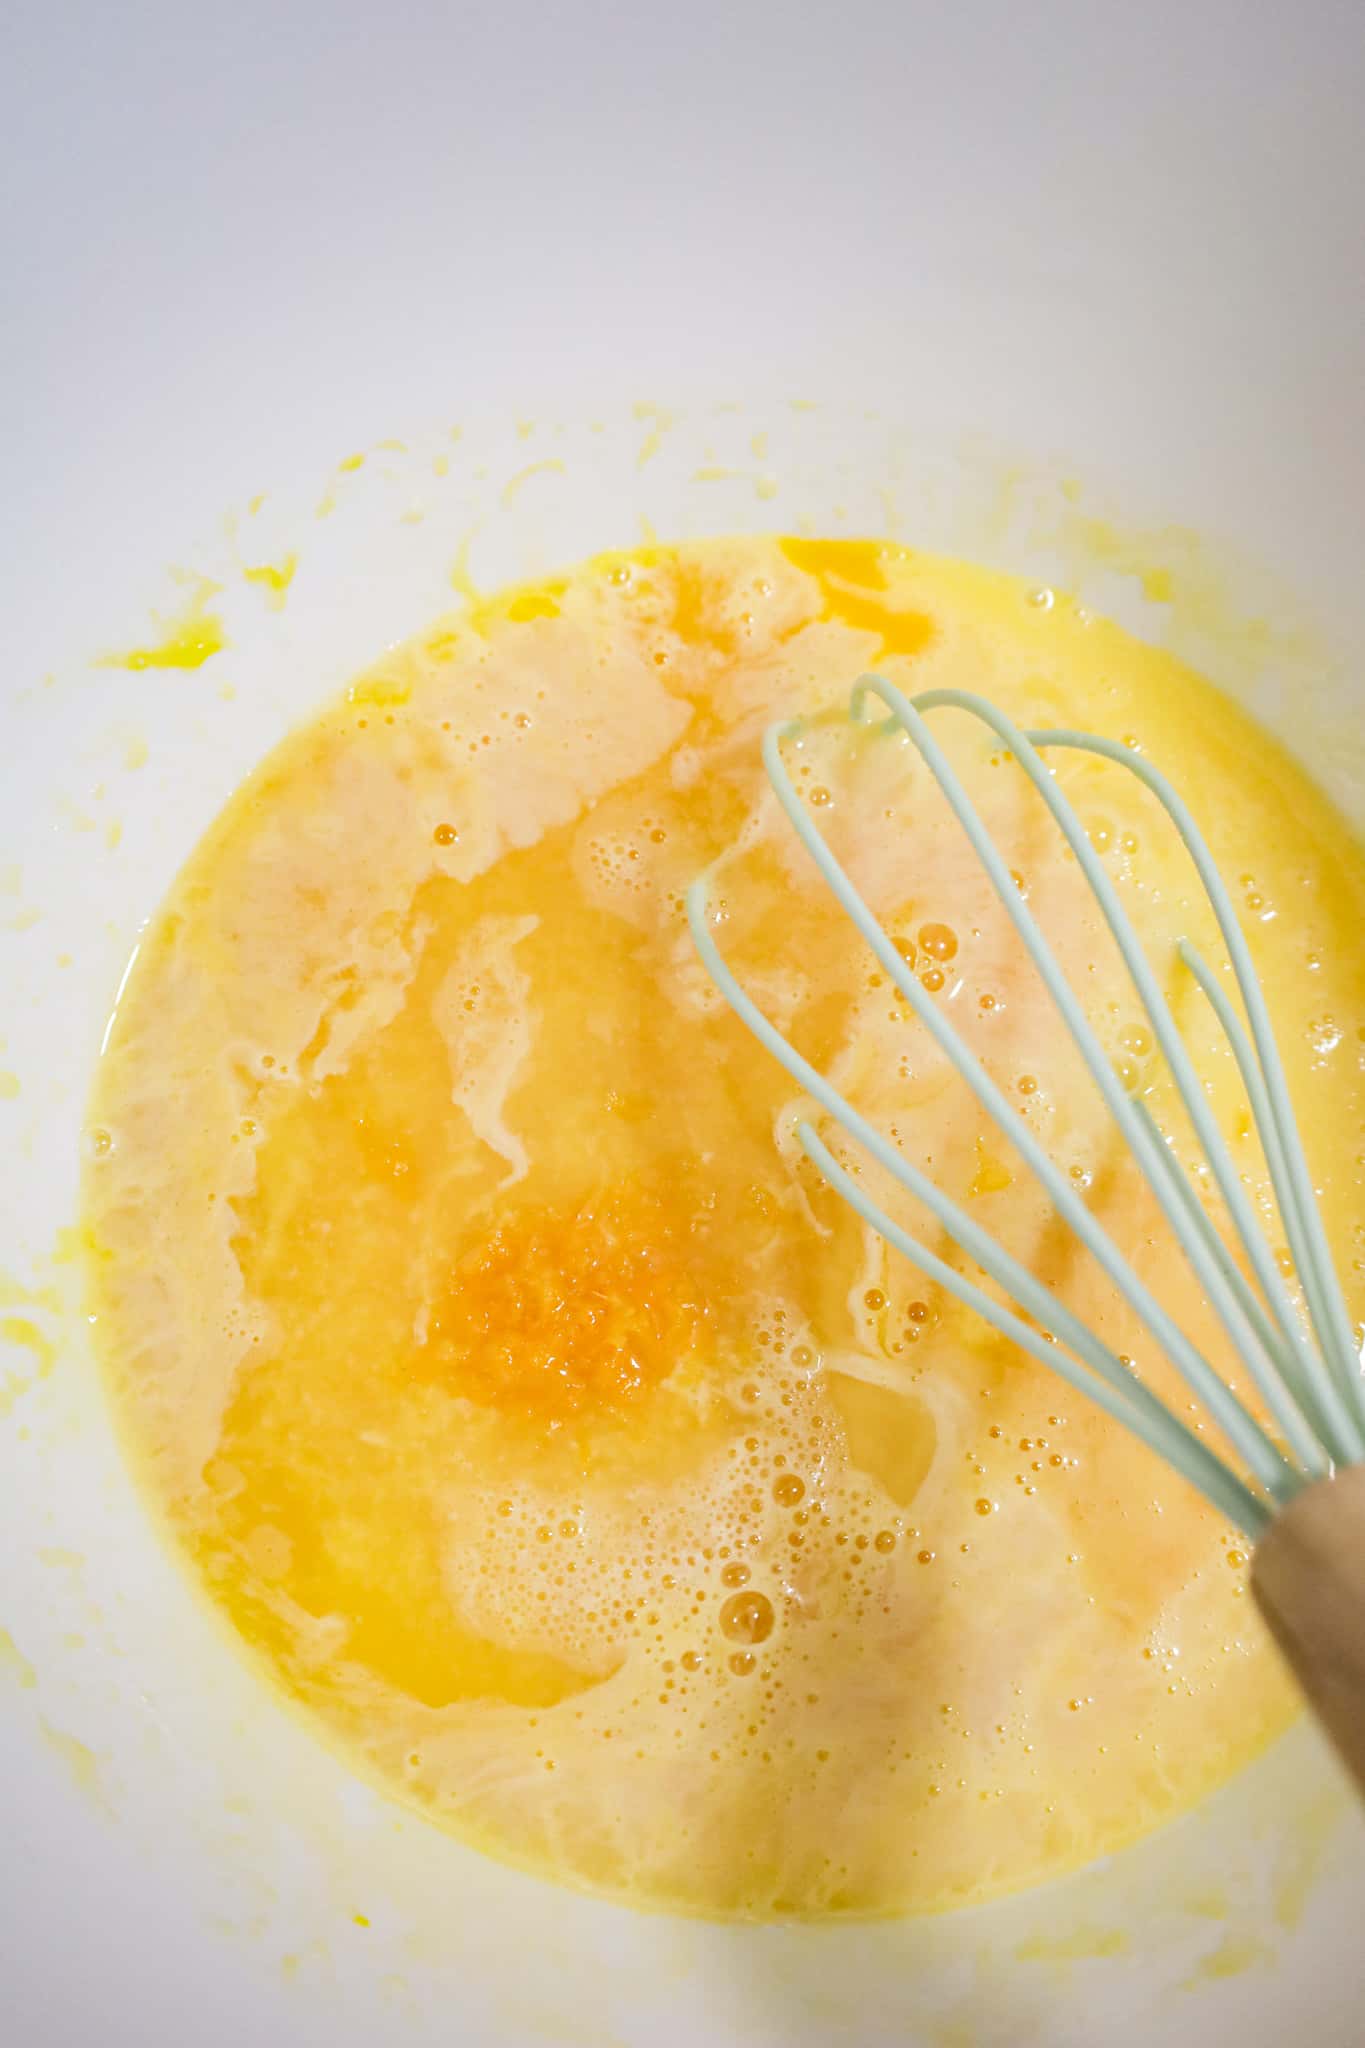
[918,923,958,962]
[720,1591,775,1645]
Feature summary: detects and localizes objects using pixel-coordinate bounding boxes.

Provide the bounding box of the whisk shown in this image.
[687,674,1365,1794]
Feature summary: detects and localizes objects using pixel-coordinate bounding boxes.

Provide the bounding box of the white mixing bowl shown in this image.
[4,5,1364,2043]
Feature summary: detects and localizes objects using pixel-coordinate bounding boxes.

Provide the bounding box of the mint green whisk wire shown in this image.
[685,677,1365,1541]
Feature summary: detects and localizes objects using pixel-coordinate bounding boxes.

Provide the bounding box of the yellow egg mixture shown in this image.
[84,538,1365,1917]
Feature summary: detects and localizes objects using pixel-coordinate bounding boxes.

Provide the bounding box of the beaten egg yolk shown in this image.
[84,536,1365,1918]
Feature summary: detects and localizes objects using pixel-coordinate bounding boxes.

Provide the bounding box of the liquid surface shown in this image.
[85,538,1365,1917]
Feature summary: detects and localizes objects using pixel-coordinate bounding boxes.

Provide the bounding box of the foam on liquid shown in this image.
[84,538,1365,1916]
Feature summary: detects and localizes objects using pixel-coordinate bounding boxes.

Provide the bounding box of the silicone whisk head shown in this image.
[688,677,1365,1539]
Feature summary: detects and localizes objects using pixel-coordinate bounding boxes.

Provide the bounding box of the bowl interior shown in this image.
[3,399,1364,2046]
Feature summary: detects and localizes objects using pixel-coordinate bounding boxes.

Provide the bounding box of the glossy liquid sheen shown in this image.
[85,539,1365,1917]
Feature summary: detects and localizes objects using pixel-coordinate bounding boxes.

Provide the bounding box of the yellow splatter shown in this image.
[102,591,226,673]
[0,1072,18,1100]
[123,734,149,771]
[449,533,483,604]
[634,402,676,467]
[501,458,566,505]
[1274,1786,1342,1930]
[1181,1885,1231,1920]
[280,1941,329,1983]
[982,463,1027,547]
[0,1268,61,1312]
[516,419,536,440]
[105,820,122,851]
[352,1913,370,1928]
[338,452,366,473]
[243,553,298,609]
[248,493,267,516]
[432,453,450,478]
[40,1721,103,1805]
[2,905,43,933]
[0,1317,57,1413]
[1041,509,1315,675]
[1016,1926,1129,1963]
[1180,1931,1270,1987]
[0,1628,36,1689]
[750,431,768,460]
[689,453,776,501]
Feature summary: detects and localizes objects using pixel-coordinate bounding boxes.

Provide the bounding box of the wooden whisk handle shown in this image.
[1252,1462,1365,1796]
